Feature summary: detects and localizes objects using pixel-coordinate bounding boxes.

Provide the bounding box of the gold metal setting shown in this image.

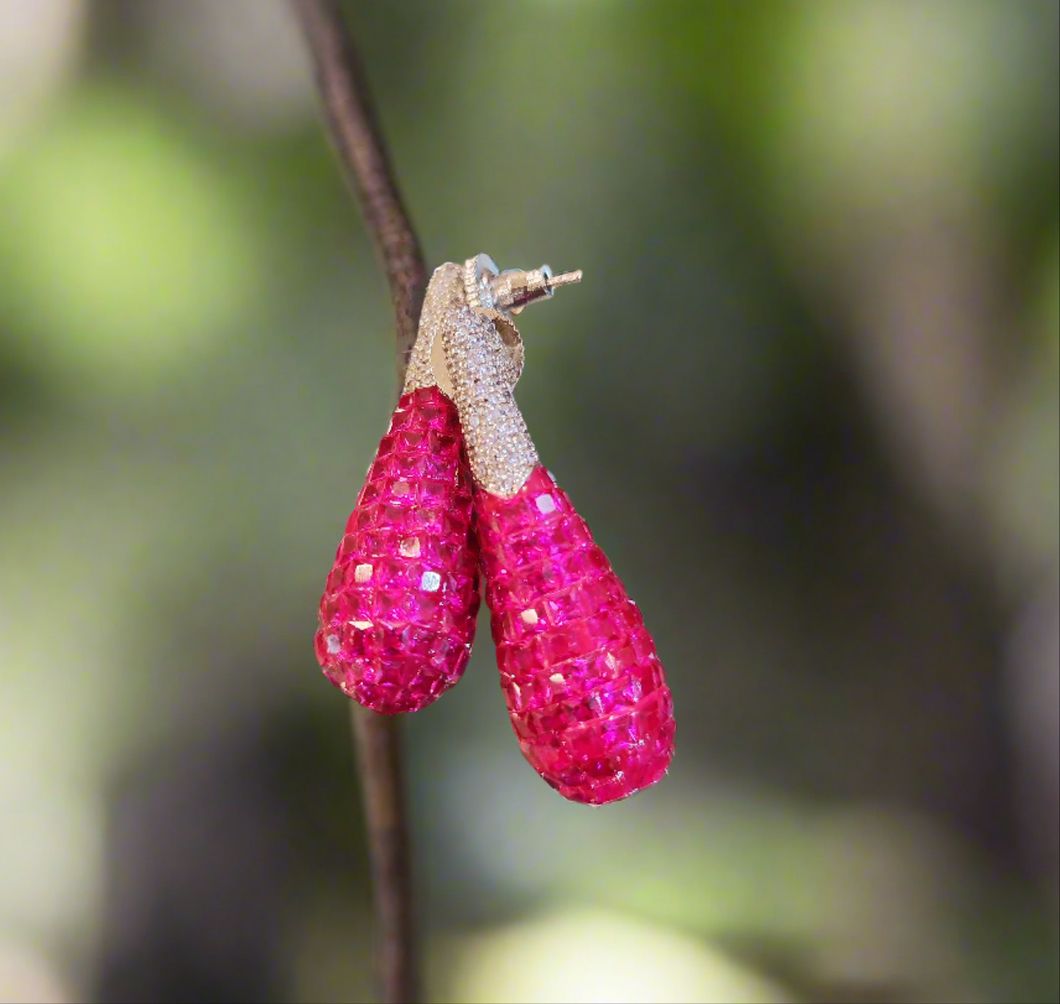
[403,254,582,498]
[401,262,462,396]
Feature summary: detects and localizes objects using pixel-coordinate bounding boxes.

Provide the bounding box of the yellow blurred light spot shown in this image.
[0,774,104,943]
[444,906,793,1004]
[0,84,264,392]
[767,0,1032,218]
[0,940,73,1004]
[0,0,86,158]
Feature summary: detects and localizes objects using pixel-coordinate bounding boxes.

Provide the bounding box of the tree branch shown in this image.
[349,701,419,1004]
[292,0,427,377]
[291,1,426,1001]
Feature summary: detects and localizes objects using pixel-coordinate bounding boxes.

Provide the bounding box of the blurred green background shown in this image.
[1,1,1058,1002]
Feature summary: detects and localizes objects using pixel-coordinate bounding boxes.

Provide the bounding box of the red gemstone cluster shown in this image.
[315,386,480,714]
[476,466,675,804]
[314,256,674,805]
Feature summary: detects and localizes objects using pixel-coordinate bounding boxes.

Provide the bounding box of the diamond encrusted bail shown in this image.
[438,253,582,498]
[403,262,464,396]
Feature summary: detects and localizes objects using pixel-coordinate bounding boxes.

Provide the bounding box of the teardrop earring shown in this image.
[314,264,481,714]
[441,255,676,805]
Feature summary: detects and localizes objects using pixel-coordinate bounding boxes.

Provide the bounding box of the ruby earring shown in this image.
[313,278,482,714]
[314,254,675,805]
[442,255,676,805]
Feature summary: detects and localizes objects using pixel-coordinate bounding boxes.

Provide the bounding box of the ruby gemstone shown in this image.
[475,465,675,805]
[314,387,480,714]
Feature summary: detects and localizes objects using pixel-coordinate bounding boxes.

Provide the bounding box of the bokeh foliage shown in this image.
[1,2,1057,1002]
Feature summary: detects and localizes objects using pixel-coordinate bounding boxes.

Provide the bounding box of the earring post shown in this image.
[548,269,583,289]
[486,264,584,314]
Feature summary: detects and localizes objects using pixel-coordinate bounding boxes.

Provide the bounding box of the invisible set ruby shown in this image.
[315,386,480,714]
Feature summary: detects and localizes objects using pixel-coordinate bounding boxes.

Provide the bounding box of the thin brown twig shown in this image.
[292,0,428,377]
[291,1,426,1001]
[349,704,419,1004]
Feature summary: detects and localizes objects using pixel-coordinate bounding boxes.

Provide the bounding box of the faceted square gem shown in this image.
[535,493,557,514]
[420,570,442,592]
[353,562,373,584]
[420,480,449,504]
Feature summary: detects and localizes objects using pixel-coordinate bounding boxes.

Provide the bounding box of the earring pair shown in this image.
[314,255,675,805]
